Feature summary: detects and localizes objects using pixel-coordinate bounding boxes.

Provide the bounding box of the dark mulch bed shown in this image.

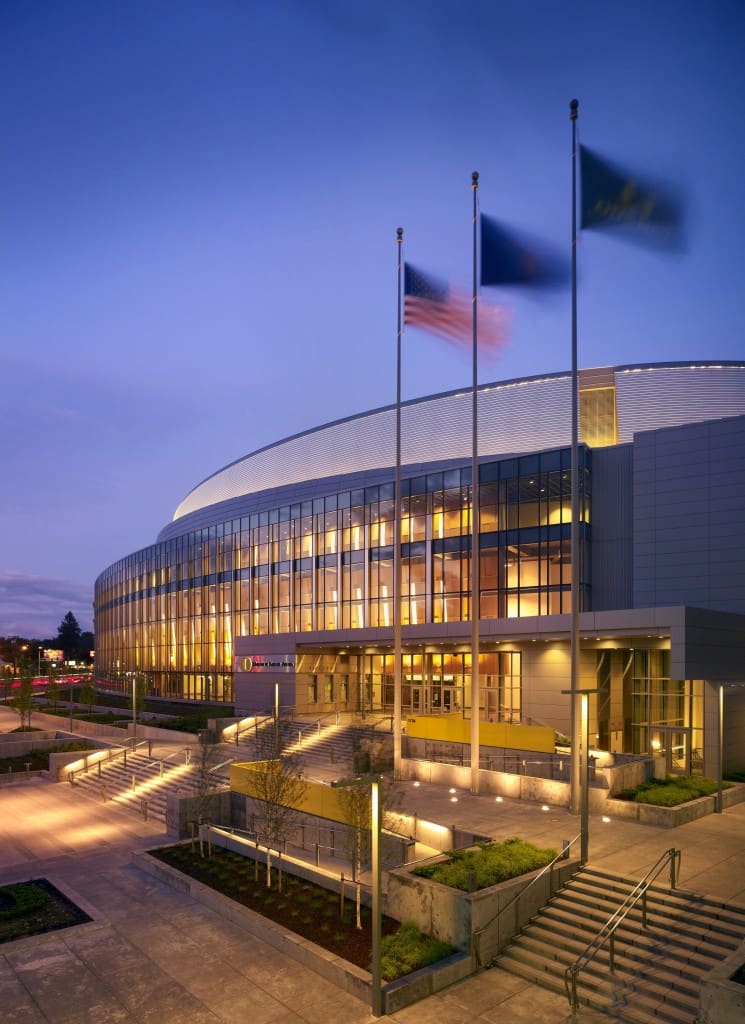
[0,878,92,944]
[151,843,399,970]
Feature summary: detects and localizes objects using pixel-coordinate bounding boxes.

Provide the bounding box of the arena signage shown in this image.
[240,654,295,674]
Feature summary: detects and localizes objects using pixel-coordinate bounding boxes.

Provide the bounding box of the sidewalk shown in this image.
[2,703,744,1023]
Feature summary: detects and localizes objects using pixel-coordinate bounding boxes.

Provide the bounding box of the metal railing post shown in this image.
[569,967,579,1014]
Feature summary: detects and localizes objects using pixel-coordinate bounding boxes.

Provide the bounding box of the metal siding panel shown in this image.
[590,446,633,610]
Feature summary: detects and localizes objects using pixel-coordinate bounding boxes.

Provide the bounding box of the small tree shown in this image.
[79,677,96,715]
[338,773,401,929]
[131,673,146,713]
[47,665,61,711]
[249,727,307,892]
[190,730,224,856]
[11,666,34,730]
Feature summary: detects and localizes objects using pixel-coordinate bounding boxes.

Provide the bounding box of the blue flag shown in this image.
[580,145,683,244]
[480,214,568,288]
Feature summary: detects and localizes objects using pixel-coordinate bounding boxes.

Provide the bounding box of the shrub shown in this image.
[620,776,730,806]
[379,921,454,981]
[634,777,725,806]
[413,838,557,892]
[0,882,47,921]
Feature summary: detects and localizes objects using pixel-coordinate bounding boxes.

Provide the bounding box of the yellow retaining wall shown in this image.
[405,714,554,753]
[230,761,357,826]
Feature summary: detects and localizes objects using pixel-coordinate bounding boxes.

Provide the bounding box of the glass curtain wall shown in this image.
[95,446,589,703]
[294,648,522,719]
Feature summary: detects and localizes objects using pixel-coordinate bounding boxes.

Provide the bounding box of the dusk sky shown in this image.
[2,1,744,639]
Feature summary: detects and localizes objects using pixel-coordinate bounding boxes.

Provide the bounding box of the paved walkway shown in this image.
[1,708,744,1023]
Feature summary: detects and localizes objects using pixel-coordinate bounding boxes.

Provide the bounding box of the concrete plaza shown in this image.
[1,707,744,1023]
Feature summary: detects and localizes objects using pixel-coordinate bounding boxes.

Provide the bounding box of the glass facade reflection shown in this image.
[94,446,590,702]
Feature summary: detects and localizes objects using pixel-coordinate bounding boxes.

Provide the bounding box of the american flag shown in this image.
[404,263,509,353]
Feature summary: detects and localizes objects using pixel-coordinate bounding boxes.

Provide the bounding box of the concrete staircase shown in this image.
[69,750,204,822]
[495,865,745,1024]
[227,717,388,781]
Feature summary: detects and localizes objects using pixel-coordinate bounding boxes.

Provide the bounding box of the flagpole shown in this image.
[470,172,481,795]
[394,227,403,778]
[569,99,584,855]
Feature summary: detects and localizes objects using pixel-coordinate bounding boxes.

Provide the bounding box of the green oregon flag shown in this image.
[580,145,682,241]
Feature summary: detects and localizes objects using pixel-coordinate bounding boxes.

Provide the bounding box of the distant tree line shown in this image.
[0,612,94,674]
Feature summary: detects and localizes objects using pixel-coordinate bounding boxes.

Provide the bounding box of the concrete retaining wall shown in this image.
[597,756,665,795]
[132,847,472,1014]
[0,732,66,757]
[26,712,130,740]
[386,853,581,961]
[698,941,745,1023]
[399,757,611,811]
[165,790,233,838]
[125,723,197,744]
[605,782,745,827]
[0,768,46,785]
[49,747,113,782]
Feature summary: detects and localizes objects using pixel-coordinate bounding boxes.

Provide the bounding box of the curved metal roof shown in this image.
[171,362,745,523]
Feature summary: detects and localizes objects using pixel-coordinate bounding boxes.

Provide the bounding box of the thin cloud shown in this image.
[0,570,93,638]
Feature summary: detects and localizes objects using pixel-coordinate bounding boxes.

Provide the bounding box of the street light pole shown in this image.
[371,779,382,1017]
[562,686,606,865]
[331,773,383,1016]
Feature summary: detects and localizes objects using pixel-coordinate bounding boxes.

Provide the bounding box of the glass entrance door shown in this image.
[411,685,429,714]
[650,726,691,775]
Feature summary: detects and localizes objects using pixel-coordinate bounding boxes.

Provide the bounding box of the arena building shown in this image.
[94,361,745,777]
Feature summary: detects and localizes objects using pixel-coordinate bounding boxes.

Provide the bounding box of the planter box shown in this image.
[386,853,581,965]
[605,782,745,828]
[133,848,472,1015]
[699,941,745,1023]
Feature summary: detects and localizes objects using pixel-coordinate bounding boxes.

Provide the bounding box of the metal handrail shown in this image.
[564,847,682,1013]
[367,715,394,733]
[235,711,275,744]
[142,745,192,770]
[207,757,235,777]
[473,833,582,966]
[68,738,151,783]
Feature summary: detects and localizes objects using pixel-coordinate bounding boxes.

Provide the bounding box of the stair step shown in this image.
[565,873,745,934]
[500,945,697,1024]
[496,865,743,1024]
[550,890,743,951]
[541,899,736,958]
[517,926,709,990]
[527,914,721,974]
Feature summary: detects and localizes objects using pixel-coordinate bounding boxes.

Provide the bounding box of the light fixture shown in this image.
[450,796,458,803]
[495,796,503,803]
[412,781,420,788]
[449,787,457,794]
[602,816,611,823]
[541,804,550,812]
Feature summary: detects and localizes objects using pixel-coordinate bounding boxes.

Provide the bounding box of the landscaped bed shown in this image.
[0,879,92,944]
[411,837,558,891]
[0,743,94,774]
[616,776,731,806]
[150,843,453,980]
